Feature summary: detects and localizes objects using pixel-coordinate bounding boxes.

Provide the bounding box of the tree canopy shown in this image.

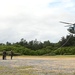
[0,34,75,55]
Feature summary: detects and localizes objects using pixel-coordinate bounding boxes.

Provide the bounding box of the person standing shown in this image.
[3,50,6,60]
[10,50,14,60]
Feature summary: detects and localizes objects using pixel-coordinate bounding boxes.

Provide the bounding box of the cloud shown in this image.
[0,0,75,43]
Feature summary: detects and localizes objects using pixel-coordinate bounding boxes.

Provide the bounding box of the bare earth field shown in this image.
[0,56,75,75]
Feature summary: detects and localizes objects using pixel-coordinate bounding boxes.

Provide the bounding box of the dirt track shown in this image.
[0,56,75,75]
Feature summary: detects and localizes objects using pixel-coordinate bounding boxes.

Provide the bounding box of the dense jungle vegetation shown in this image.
[0,34,75,55]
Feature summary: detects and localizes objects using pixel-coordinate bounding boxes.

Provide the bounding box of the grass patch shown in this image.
[16,66,34,70]
[0,66,6,70]
[0,66,74,75]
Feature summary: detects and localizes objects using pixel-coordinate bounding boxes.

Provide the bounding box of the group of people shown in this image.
[3,50,13,60]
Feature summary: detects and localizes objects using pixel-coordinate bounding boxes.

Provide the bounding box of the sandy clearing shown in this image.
[13,56,75,60]
[1,55,75,60]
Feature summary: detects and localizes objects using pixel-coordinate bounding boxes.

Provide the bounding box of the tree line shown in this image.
[0,34,75,55]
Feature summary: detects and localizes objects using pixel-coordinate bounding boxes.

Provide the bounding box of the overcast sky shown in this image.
[0,0,75,43]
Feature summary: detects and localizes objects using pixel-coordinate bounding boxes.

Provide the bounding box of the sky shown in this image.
[0,0,75,43]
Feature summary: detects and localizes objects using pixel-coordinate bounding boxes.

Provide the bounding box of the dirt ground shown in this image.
[0,56,75,75]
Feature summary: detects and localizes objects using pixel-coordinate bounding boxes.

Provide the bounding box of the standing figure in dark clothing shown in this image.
[10,50,14,60]
[3,50,6,60]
